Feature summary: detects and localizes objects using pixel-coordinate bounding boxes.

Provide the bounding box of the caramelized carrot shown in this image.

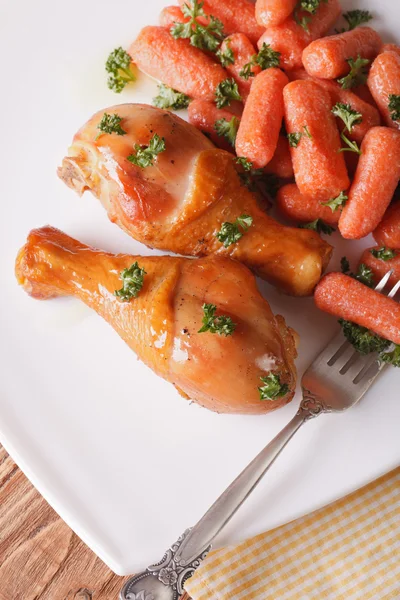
[220,34,260,102]
[277,183,341,226]
[255,0,297,28]
[373,202,400,249]
[368,51,400,128]
[177,0,264,46]
[159,6,186,28]
[284,80,349,199]
[264,137,294,179]
[286,69,380,143]
[315,272,400,345]
[236,69,288,168]
[188,99,240,152]
[303,27,382,79]
[339,127,400,239]
[382,43,400,58]
[360,247,400,289]
[258,0,341,71]
[129,27,227,102]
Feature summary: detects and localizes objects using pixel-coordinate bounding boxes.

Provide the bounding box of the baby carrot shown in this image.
[159,6,186,28]
[258,0,341,71]
[188,99,240,152]
[368,51,400,129]
[264,137,294,179]
[236,68,288,168]
[129,27,227,102]
[286,69,380,143]
[373,202,400,249]
[277,183,341,226]
[359,247,400,289]
[255,0,297,28]
[315,272,400,345]
[219,34,260,102]
[178,0,264,46]
[303,27,382,80]
[382,43,400,58]
[284,80,349,199]
[339,127,400,239]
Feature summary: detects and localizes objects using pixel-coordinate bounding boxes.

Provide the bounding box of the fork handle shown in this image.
[176,406,317,566]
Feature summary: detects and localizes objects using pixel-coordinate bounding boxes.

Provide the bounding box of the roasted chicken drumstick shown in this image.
[58,104,332,296]
[16,227,298,415]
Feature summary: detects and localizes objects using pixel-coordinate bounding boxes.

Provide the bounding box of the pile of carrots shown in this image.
[127,0,400,350]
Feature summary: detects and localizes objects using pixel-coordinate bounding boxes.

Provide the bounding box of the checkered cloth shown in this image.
[185,468,400,600]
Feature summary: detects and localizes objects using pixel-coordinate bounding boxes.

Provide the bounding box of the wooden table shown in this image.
[0,446,190,600]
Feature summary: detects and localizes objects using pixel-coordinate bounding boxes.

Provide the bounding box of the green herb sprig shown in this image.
[216,214,253,247]
[171,0,224,52]
[239,43,281,80]
[198,303,236,336]
[337,56,370,89]
[96,113,127,141]
[127,134,166,168]
[258,374,289,400]
[153,84,190,110]
[215,79,242,108]
[115,262,147,301]
[214,116,240,147]
[106,47,136,93]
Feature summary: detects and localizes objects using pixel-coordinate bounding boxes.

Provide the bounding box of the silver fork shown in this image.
[120,271,399,600]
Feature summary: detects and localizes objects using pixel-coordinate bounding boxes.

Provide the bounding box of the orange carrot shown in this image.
[277,183,341,226]
[236,69,288,168]
[368,51,400,129]
[255,0,297,28]
[264,137,294,179]
[159,6,186,28]
[284,80,349,199]
[129,26,227,102]
[373,202,400,249]
[258,0,341,71]
[339,127,400,239]
[315,272,400,345]
[220,34,260,102]
[352,84,379,109]
[188,99,240,152]
[359,247,400,289]
[286,68,380,143]
[177,0,264,46]
[382,43,400,58]
[302,28,382,79]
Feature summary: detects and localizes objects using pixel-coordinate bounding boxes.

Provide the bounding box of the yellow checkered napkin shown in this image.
[185,468,400,600]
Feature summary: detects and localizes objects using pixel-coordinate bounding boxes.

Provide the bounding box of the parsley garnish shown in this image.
[216,214,253,247]
[355,263,374,287]
[388,94,400,122]
[380,345,400,367]
[153,84,190,110]
[127,134,166,168]
[303,125,312,139]
[106,47,136,93]
[339,319,390,355]
[239,43,281,80]
[115,262,147,301]
[215,78,242,108]
[342,10,373,31]
[294,0,328,31]
[299,219,335,235]
[332,103,362,132]
[214,116,240,147]
[287,132,302,147]
[198,303,236,336]
[258,374,289,401]
[216,42,235,67]
[341,256,350,274]
[339,131,362,155]
[337,56,370,89]
[371,247,397,261]
[171,0,224,53]
[96,113,126,141]
[235,156,253,171]
[321,191,348,212]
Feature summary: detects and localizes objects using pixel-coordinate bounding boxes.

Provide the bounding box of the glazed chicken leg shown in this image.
[58,104,332,296]
[16,227,298,415]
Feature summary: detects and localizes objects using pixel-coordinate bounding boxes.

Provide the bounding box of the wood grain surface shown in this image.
[0,446,191,600]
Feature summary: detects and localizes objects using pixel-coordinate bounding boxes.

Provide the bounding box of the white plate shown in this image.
[0,0,399,576]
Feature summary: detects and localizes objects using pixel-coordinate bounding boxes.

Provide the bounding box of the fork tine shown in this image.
[388,279,400,298]
[375,269,394,292]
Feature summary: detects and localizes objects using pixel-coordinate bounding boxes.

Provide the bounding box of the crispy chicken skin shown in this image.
[16,226,298,415]
[58,104,332,296]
